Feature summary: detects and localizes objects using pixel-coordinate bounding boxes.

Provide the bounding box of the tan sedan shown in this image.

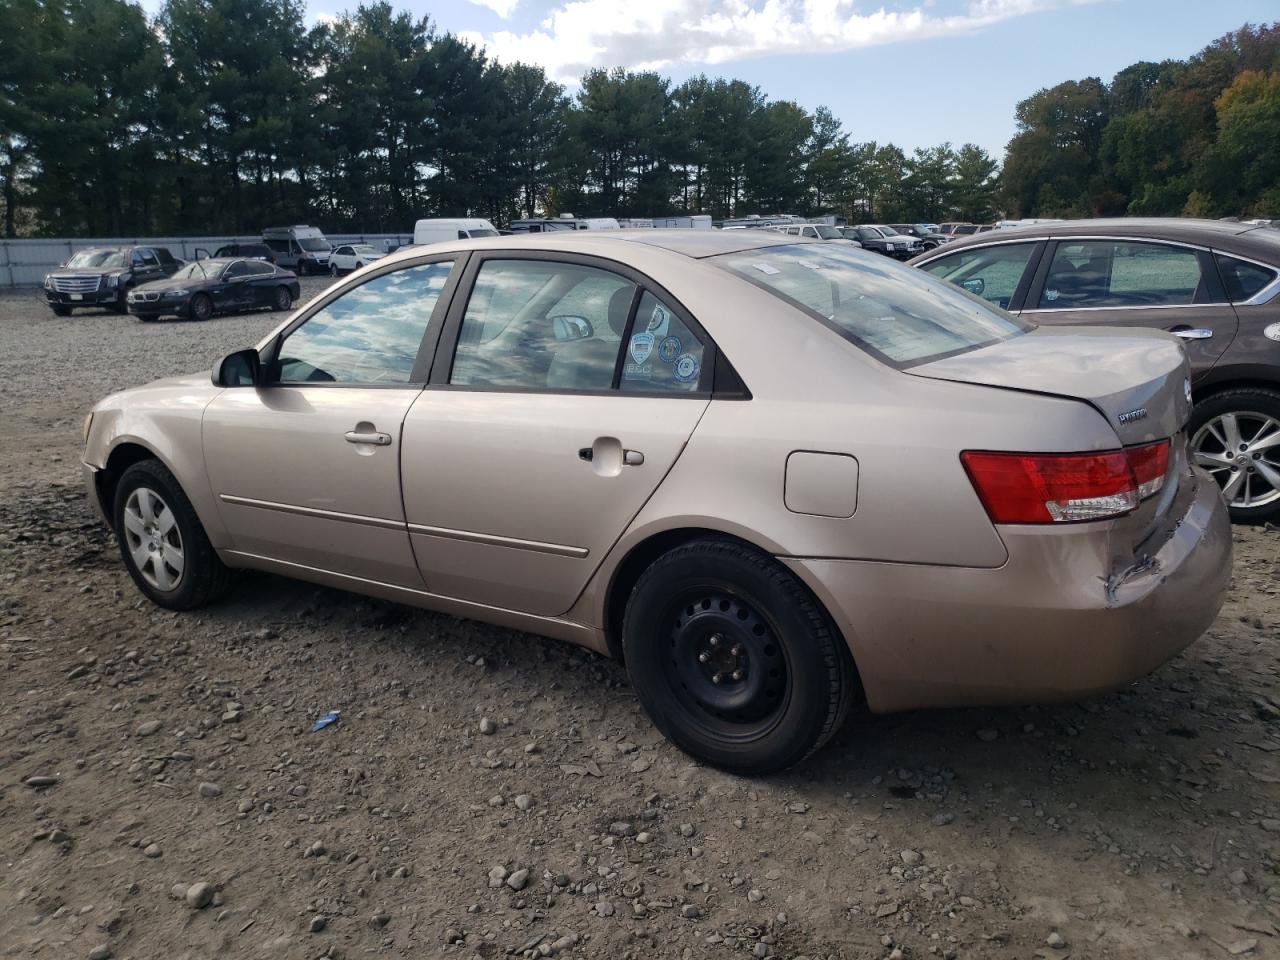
[82,231,1231,773]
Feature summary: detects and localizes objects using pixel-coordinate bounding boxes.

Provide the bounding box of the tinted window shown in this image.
[265,239,288,253]
[155,248,175,264]
[1038,240,1202,308]
[1216,254,1276,302]
[244,261,274,277]
[335,246,351,256]
[277,261,453,384]
[450,260,635,391]
[620,291,705,393]
[713,244,1029,367]
[224,261,250,279]
[921,243,1037,310]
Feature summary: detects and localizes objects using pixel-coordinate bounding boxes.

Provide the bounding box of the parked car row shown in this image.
[44,246,183,316]
[82,226,1233,775]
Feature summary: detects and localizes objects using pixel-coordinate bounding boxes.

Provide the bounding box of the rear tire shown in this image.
[51,305,72,317]
[112,460,230,610]
[1189,387,1280,523]
[622,538,857,774]
[273,286,293,311]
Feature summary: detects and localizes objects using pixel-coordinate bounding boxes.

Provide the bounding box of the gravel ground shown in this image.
[0,284,1278,960]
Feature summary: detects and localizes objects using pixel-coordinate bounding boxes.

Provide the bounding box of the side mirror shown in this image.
[961,277,986,296]
[213,348,261,387]
[551,315,593,341]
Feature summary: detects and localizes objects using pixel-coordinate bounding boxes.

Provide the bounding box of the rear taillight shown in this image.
[961,440,1170,524]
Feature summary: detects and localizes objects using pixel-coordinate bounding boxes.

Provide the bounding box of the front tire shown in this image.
[51,304,72,317]
[190,293,213,322]
[330,263,339,277]
[112,460,230,610]
[1189,387,1280,523]
[622,538,857,774]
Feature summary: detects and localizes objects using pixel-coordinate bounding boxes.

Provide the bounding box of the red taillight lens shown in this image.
[1126,440,1170,500]
[961,440,1170,524]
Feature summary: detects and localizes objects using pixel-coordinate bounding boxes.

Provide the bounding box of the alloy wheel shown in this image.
[1192,411,1280,509]
[122,486,184,591]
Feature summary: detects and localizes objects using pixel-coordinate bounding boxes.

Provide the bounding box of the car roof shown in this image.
[932,217,1280,261]
[384,229,809,264]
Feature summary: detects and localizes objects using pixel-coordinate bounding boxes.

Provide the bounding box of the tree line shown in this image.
[1004,22,1280,219]
[0,0,1000,237]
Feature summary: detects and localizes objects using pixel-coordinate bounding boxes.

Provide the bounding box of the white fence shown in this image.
[0,233,414,288]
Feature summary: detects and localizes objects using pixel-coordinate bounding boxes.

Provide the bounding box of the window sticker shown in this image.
[647,302,671,336]
[658,335,682,363]
[673,353,700,382]
[751,262,781,275]
[629,332,655,365]
[798,260,824,270]
[1044,288,1059,302]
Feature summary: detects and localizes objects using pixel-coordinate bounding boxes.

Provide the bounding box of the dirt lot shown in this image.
[0,283,1277,960]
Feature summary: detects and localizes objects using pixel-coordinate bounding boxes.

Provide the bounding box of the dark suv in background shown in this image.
[43,245,182,316]
[913,217,1280,522]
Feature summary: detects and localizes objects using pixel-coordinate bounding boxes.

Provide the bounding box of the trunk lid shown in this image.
[910,326,1191,445]
[910,326,1193,552]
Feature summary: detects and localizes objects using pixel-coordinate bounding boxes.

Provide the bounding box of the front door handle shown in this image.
[1169,326,1213,340]
[345,430,392,446]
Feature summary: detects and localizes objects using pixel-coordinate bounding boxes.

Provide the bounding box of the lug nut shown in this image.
[731,669,744,681]
[731,644,744,657]
[709,634,721,647]
[711,672,724,685]
[698,651,710,663]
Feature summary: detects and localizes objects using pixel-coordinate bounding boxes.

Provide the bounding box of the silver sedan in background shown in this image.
[81,231,1230,773]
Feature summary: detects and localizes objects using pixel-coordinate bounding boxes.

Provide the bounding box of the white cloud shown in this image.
[464,0,1098,84]
[468,0,522,19]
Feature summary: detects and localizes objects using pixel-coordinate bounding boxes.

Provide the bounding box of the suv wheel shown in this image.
[113,286,131,313]
[622,538,857,774]
[1189,387,1280,523]
[51,304,72,317]
[330,263,339,277]
[112,460,230,610]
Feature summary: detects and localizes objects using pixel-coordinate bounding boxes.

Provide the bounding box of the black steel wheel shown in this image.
[623,538,857,774]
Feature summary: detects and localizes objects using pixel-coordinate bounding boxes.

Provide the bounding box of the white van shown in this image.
[413,218,499,246]
[261,225,332,274]
[575,218,620,230]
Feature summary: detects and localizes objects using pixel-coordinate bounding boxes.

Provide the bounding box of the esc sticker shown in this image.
[647,302,671,336]
[673,353,700,383]
[629,332,655,365]
[658,335,682,363]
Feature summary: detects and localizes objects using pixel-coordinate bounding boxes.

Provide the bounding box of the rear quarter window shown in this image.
[713,244,1030,368]
[1216,253,1277,302]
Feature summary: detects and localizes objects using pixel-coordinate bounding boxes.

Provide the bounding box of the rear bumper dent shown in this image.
[786,471,1232,713]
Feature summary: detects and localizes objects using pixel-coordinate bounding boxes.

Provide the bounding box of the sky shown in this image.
[263,0,1280,157]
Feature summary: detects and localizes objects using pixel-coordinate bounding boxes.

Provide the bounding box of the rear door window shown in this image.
[620,292,706,394]
[920,243,1038,310]
[449,260,635,391]
[1038,240,1204,308]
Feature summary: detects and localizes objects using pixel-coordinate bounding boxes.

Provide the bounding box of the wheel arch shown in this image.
[1191,367,1280,405]
[600,527,859,681]
[95,440,165,530]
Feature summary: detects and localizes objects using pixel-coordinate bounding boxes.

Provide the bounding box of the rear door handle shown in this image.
[345,431,392,446]
[1170,327,1213,340]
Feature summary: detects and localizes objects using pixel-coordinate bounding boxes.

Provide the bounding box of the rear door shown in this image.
[400,253,713,616]
[1021,238,1238,379]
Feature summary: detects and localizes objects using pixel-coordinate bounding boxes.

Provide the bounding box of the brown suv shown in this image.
[913,218,1280,522]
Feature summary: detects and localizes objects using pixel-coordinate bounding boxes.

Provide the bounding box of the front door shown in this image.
[202,257,459,586]
[401,254,713,616]
[1020,239,1239,379]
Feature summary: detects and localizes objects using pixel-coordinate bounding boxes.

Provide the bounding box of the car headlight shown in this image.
[82,412,94,444]
[105,274,119,288]
[44,275,54,290]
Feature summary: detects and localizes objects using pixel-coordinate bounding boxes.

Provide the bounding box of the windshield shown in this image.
[467,228,499,238]
[952,225,979,236]
[855,228,882,241]
[299,237,331,252]
[813,225,843,240]
[878,226,901,236]
[351,245,380,256]
[914,224,933,234]
[174,261,218,280]
[66,250,124,270]
[712,244,1030,367]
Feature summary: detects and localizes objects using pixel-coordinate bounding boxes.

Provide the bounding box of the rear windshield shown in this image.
[712,244,1031,367]
[467,228,499,238]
